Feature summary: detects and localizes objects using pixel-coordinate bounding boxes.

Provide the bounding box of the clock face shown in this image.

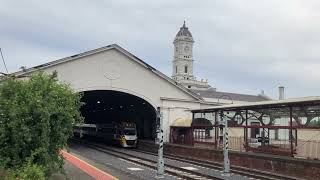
[184,45,189,52]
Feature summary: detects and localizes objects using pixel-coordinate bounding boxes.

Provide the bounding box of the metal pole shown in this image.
[290,107,294,157]
[214,112,218,149]
[0,48,9,74]
[221,111,230,176]
[245,110,248,149]
[192,113,195,146]
[156,107,164,178]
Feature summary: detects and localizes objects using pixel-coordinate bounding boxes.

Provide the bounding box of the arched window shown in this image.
[184,65,188,73]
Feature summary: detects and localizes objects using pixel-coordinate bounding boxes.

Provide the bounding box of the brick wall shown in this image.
[138,140,320,180]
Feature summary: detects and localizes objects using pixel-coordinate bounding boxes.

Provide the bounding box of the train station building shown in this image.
[11,23,269,142]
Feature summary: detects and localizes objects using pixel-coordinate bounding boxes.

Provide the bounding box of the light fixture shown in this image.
[97,101,100,104]
[120,106,123,108]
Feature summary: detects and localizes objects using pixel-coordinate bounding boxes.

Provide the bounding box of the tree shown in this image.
[310,118,320,125]
[0,72,83,177]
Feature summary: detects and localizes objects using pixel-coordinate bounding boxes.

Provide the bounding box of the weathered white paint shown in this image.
[41,49,198,107]
[14,45,217,142]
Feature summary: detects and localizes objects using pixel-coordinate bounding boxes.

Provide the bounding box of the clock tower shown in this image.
[172,21,210,90]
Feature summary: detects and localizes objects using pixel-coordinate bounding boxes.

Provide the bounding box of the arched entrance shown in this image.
[80,90,157,139]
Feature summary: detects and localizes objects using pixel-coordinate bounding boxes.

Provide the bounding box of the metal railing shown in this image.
[192,134,320,159]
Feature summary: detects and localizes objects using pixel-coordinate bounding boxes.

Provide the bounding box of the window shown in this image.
[175,66,178,73]
[184,66,188,73]
[123,128,136,135]
[275,129,279,140]
[251,122,260,138]
[188,86,191,88]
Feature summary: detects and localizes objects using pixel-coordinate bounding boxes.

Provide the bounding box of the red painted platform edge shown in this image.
[61,150,118,180]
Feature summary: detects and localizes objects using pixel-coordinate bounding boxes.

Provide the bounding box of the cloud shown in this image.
[0,37,73,71]
[1,0,320,98]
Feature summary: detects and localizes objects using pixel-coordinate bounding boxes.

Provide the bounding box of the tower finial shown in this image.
[183,20,186,27]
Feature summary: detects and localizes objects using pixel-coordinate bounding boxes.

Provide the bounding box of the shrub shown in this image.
[9,163,45,180]
[0,72,83,177]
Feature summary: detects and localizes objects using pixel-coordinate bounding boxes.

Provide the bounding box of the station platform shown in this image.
[51,150,118,180]
[49,160,95,180]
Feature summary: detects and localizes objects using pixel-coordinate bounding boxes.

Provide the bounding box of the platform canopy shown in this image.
[191,96,320,113]
[171,118,192,127]
[191,96,320,129]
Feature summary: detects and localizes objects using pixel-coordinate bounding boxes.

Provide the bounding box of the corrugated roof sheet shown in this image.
[191,96,320,112]
[190,89,270,102]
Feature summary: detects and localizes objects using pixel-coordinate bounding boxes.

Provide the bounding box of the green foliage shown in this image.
[0,72,83,177]
[3,163,45,180]
[310,119,320,125]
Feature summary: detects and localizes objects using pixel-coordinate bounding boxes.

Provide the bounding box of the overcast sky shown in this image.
[1,0,320,99]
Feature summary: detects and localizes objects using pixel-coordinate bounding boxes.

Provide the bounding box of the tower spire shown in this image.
[172,22,210,90]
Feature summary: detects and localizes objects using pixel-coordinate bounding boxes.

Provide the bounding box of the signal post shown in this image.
[156,107,164,178]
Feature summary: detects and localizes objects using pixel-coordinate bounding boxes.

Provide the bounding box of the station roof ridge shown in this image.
[9,43,204,101]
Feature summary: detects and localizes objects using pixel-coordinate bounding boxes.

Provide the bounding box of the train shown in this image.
[73,122,138,148]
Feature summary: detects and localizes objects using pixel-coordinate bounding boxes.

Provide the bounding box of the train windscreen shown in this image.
[123,129,136,135]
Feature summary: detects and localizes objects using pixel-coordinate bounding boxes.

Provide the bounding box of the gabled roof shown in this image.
[191,88,270,102]
[10,44,203,101]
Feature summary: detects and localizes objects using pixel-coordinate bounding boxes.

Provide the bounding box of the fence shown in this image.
[192,134,320,159]
[192,131,245,152]
[228,136,245,152]
[296,140,320,160]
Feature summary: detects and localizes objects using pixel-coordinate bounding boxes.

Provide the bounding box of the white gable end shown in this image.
[39,47,199,107]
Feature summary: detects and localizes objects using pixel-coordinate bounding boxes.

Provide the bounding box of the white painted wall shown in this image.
[23,47,217,142]
[41,49,197,108]
[161,99,205,141]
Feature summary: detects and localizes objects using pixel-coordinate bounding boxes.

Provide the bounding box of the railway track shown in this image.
[71,138,248,180]
[70,138,301,180]
[131,148,299,180]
